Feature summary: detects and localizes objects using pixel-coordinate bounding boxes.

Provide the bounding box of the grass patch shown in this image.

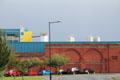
[3,76,43,80]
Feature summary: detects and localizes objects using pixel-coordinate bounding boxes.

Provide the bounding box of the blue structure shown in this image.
[9,42,46,53]
[3,29,20,43]
[8,41,120,53]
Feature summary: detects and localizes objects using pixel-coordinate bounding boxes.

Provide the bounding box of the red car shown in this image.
[4,70,21,77]
[28,72,37,76]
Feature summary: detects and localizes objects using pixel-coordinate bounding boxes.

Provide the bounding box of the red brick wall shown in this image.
[16,53,44,60]
[45,44,120,73]
[15,44,120,73]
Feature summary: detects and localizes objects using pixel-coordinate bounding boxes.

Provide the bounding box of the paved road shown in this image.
[40,74,120,80]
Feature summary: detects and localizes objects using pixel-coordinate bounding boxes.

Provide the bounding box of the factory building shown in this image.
[3,29,20,42]
[2,29,120,73]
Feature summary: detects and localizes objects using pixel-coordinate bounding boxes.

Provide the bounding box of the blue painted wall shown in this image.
[8,41,120,53]
[9,42,46,53]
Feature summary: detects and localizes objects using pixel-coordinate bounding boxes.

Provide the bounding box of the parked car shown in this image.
[67,67,82,74]
[27,72,37,76]
[83,68,95,74]
[4,70,21,77]
[38,70,53,75]
[58,69,67,75]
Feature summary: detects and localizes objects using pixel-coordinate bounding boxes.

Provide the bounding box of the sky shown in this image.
[0,0,120,41]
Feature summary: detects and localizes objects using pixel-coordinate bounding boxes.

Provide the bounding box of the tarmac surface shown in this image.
[40,74,120,80]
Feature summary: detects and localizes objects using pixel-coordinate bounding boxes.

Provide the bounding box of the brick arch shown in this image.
[61,48,81,69]
[83,49,103,73]
[83,49,103,62]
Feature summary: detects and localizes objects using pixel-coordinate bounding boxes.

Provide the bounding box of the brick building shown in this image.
[45,42,120,73]
[12,42,120,73]
[2,29,120,73]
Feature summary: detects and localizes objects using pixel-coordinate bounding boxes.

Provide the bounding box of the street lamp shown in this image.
[48,21,61,80]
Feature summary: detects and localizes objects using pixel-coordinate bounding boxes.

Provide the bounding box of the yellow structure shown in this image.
[21,31,32,42]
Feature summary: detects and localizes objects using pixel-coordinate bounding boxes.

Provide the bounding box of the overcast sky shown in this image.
[0,0,120,41]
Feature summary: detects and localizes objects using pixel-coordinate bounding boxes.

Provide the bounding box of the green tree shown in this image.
[0,29,11,76]
[17,58,42,79]
[16,59,27,80]
[21,58,43,75]
[44,54,68,74]
[6,53,18,80]
[7,53,18,70]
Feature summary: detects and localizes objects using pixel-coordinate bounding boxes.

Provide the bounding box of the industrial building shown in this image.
[2,28,120,73]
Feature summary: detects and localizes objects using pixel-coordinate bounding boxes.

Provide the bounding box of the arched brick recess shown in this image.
[83,49,103,73]
[61,48,81,70]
